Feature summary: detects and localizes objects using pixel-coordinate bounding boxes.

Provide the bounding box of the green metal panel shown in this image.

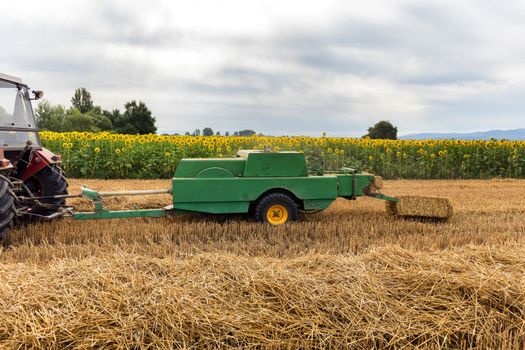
[174,158,246,178]
[336,174,375,197]
[171,176,337,214]
[243,152,308,177]
[172,201,249,214]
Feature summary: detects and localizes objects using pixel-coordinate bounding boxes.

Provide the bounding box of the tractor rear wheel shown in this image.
[0,177,17,242]
[25,165,68,213]
[254,192,298,225]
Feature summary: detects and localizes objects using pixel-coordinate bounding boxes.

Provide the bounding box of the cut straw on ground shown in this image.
[0,246,524,349]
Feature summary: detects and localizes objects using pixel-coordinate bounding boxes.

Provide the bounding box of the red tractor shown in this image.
[0,73,68,240]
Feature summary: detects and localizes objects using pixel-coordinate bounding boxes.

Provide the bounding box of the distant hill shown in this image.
[400,128,525,141]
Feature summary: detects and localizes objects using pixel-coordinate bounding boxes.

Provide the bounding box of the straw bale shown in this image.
[387,195,453,219]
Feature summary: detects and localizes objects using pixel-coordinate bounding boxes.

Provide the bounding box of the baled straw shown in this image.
[387,195,453,220]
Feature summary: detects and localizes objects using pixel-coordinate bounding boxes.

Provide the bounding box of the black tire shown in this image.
[25,165,68,211]
[254,192,298,225]
[0,177,17,242]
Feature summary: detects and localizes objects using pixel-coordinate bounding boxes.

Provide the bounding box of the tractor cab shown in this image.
[0,73,41,151]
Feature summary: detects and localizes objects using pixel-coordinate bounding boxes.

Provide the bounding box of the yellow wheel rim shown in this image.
[266,204,288,225]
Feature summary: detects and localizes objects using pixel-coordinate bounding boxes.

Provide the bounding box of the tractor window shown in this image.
[0,130,39,148]
[0,80,36,128]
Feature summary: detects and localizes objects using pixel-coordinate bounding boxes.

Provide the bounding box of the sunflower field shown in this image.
[40,131,525,179]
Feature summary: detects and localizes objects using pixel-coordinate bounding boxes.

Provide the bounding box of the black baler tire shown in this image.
[0,178,16,242]
[254,192,298,224]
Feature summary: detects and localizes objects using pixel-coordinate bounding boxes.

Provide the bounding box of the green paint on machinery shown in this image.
[71,150,451,224]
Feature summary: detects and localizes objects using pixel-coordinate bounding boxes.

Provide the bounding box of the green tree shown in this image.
[89,112,113,131]
[71,88,94,113]
[238,129,256,136]
[192,129,201,136]
[363,120,398,140]
[61,109,98,132]
[202,127,214,136]
[35,100,67,131]
[115,101,156,134]
[103,109,122,125]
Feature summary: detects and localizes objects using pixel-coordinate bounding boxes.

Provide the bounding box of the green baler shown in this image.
[70,150,451,224]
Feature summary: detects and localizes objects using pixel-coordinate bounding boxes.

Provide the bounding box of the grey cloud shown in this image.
[185,81,266,96]
[255,3,502,86]
[401,74,495,86]
[91,2,185,47]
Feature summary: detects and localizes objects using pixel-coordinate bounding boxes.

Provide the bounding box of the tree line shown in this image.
[186,122,398,139]
[36,88,157,134]
[35,87,398,140]
[179,123,398,139]
[183,128,257,137]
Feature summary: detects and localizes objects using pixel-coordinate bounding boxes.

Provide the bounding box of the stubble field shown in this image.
[0,179,524,348]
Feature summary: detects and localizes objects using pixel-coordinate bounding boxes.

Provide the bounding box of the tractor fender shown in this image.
[20,148,61,181]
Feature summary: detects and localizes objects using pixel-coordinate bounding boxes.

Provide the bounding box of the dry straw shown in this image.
[0,246,523,349]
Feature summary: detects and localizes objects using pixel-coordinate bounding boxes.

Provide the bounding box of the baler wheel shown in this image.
[254,193,298,225]
[0,177,17,243]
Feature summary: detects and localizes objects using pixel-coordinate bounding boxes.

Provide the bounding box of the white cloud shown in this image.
[1,0,524,135]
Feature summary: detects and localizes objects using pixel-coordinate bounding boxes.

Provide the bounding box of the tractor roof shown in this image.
[0,73,25,85]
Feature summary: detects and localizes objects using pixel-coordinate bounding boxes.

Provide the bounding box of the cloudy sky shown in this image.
[2,0,524,136]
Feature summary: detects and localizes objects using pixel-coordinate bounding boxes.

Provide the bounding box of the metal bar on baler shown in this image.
[25,194,82,200]
[96,189,171,197]
[25,188,171,201]
[73,208,167,220]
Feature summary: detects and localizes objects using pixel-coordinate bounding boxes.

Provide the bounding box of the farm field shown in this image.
[1,179,524,348]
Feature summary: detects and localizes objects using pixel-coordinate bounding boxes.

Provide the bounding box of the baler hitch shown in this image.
[72,187,172,220]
